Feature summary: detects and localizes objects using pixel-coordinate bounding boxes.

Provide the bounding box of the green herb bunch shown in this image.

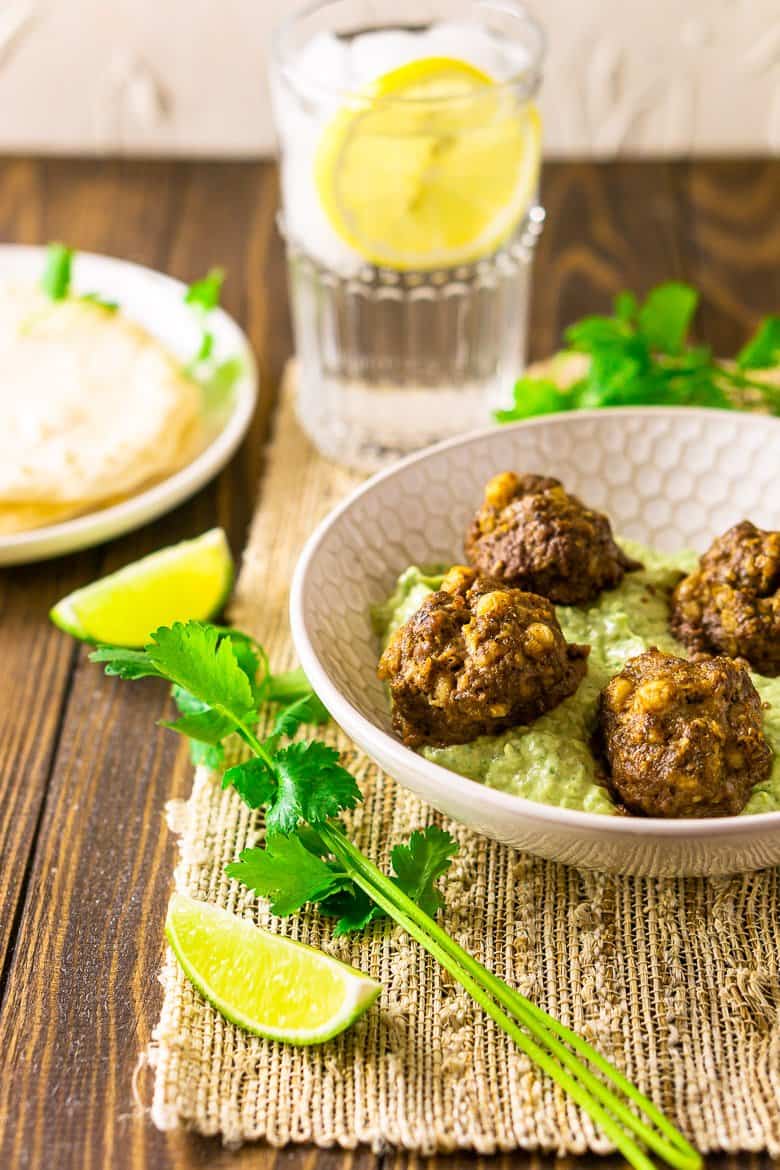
[95,621,701,1170]
[496,281,780,422]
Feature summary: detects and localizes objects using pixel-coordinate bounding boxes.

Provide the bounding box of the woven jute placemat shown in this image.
[148,370,780,1155]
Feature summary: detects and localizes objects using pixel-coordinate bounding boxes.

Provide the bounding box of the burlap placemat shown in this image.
[148,370,780,1156]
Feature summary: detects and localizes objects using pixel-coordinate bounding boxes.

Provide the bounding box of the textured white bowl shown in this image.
[291,409,780,877]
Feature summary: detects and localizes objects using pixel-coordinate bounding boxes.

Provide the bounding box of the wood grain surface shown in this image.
[0,157,778,1170]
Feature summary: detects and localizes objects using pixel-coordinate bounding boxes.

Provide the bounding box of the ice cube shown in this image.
[294,30,350,89]
[348,30,424,88]
[420,21,530,81]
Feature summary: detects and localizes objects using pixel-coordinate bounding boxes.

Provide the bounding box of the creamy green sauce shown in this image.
[373,541,780,816]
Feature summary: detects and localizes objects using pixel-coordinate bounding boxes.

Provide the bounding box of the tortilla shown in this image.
[0,285,204,530]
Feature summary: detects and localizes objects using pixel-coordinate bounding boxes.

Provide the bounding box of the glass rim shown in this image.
[271,0,546,107]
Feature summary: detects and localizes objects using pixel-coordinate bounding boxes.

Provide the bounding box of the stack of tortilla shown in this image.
[0,285,204,535]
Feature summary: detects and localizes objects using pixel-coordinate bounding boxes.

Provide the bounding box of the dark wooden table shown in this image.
[0,157,777,1170]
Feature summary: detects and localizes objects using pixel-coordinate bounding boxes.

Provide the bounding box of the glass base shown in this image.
[284,207,545,471]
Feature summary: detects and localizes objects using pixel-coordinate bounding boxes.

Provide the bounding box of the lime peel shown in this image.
[49,527,233,647]
[166,893,381,1045]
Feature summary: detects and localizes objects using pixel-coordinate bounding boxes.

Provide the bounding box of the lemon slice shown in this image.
[50,527,233,647]
[315,56,541,271]
[166,894,382,1045]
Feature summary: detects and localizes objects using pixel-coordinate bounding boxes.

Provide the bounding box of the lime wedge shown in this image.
[166,894,381,1045]
[50,527,233,647]
[315,56,542,271]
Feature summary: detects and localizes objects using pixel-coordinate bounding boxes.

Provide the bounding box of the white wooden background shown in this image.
[0,0,779,157]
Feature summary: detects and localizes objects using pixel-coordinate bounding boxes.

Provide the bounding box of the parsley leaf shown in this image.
[737,316,780,371]
[41,243,73,300]
[227,835,352,916]
[268,741,361,835]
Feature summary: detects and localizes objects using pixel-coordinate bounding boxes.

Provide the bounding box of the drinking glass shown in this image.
[271,0,545,470]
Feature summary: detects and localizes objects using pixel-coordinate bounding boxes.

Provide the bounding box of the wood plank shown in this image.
[0,158,778,1170]
[0,158,112,978]
[681,159,780,353]
[528,160,689,364]
[0,158,287,1170]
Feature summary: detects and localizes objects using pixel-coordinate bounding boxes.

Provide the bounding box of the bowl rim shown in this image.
[290,406,780,839]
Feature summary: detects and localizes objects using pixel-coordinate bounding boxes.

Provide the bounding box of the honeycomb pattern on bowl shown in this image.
[298,411,780,739]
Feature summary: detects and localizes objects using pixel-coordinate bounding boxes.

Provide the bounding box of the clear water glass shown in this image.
[271,0,546,471]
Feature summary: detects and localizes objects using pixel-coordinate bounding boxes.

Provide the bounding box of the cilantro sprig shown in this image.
[40,242,117,311]
[91,619,700,1170]
[496,281,780,422]
[182,268,244,407]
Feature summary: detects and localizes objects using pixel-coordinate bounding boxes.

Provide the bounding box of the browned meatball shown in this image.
[597,648,772,818]
[465,471,641,605]
[670,521,780,676]
[377,566,589,748]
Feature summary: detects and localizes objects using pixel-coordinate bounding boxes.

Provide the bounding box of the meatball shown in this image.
[465,471,641,605]
[377,565,589,748]
[670,521,780,676]
[597,648,772,818]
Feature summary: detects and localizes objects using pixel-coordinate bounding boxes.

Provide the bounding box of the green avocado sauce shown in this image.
[372,541,780,817]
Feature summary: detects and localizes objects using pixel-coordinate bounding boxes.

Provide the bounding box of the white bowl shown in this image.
[291,408,780,877]
[0,245,257,565]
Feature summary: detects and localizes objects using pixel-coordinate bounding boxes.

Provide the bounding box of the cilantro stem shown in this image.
[320,823,700,1170]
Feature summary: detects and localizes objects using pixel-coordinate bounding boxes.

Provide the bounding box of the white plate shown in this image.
[291,408,780,877]
[0,245,258,565]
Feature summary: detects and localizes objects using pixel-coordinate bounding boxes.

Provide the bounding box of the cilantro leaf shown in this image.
[565,315,629,350]
[495,280,780,422]
[494,378,570,422]
[221,757,275,808]
[146,622,255,723]
[266,693,330,749]
[41,243,73,300]
[201,356,244,413]
[189,738,224,769]
[160,707,236,745]
[268,741,362,835]
[327,829,456,934]
[194,330,214,364]
[636,282,698,355]
[328,886,382,936]
[226,835,352,916]
[267,667,317,704]
[89,646,166,680]
[737,316,780,370]
[390,826,458,918]
[80,291,118,312]
[184,268,225,312]
[614,290,638,322]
